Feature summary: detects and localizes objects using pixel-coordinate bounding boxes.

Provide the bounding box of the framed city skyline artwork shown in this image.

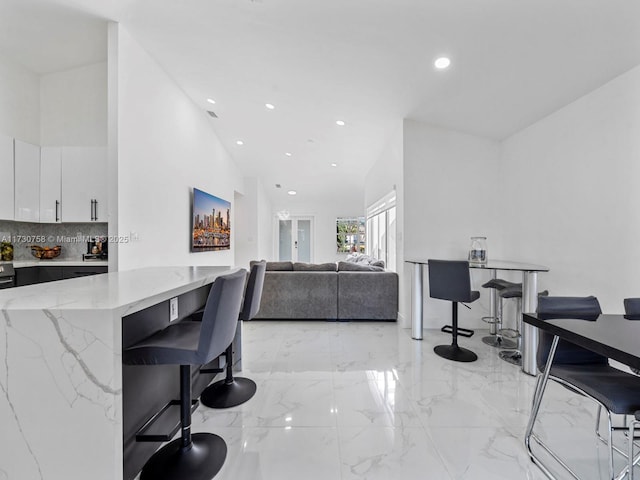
[191,188,231,252]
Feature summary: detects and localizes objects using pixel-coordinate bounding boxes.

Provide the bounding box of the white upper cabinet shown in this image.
[0,134,14,221]
[61,146,107,222]
[40,147,62,223]
[14,139,40,222]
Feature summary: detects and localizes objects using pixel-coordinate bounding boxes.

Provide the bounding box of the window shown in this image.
[336,217,365,253]
[366,191,396,271]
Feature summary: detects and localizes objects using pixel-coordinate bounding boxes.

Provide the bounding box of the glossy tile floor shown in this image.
[187,321,634,480]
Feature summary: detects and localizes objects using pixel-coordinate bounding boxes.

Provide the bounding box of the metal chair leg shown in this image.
[631,417,637,480]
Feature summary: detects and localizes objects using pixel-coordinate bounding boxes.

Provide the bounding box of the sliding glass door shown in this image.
[366,191,397,271]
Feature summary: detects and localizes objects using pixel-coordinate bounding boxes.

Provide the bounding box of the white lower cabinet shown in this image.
[61,146,107,222]
[40,147,62,223]
[14,139,40,222]
[0,133,14,220]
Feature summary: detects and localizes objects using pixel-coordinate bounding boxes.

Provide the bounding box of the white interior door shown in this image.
[277,216,313,262]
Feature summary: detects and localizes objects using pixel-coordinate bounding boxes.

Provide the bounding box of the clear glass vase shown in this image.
[468,236,487,265]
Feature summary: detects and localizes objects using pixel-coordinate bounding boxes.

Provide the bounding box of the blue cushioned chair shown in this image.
[526,296,640,480]
[428,259,480,363]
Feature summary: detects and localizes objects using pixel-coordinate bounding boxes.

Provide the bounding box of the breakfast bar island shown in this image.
[0,265,241,480]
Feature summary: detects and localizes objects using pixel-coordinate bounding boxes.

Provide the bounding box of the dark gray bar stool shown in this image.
[498,286,548,366]
[429,259,480,363]
[201,260,266,408]
[481,278,520,349]
[123,269,246,480]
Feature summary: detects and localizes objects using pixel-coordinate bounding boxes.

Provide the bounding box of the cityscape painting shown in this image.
[191,188,231,252]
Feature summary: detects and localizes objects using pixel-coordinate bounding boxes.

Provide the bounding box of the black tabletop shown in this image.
[524,313,640,370]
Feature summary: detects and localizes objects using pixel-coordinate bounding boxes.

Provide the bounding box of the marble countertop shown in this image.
[0,265,241,314]
[10,259,109,268]
[0,264,242,480]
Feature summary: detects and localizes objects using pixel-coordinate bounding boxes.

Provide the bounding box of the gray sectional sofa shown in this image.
[251,261,398,321]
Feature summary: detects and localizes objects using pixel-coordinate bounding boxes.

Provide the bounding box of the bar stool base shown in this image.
[482,336,517,349]
[200,377,257,409]
[434,345,477,363]
[140,433,227,480]
[499,350,522,367]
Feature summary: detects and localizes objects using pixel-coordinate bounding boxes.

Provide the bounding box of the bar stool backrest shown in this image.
[198,269,247,363]
[624,298,640,320]
[536,295,606,371]
[428,260,475,303]
[240,261,266,321]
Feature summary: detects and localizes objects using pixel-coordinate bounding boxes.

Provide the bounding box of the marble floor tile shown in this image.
[429,426,549,480]
[176,321,636,479]
[215,426,342,480]
[332,371,422,427]
[195,377,337,428]
[338,426,452,479]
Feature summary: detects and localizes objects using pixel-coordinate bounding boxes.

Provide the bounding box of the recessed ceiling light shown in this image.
[207,98,216,104]
[434,57,451,69]
[236,140,244,146]
[265,103,275,110]
[287,190,297,196]
[336,120,345,126]
[330,163,337,167]
[285,152,292,157]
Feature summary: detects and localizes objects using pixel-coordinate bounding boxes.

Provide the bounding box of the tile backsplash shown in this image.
[0,220,108,260]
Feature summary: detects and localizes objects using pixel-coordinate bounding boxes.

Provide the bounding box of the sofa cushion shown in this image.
[337,261,384,272]
[293,262,337,271]
[338,271,398,320]
[253,271,338,319]
[265,261,293,271]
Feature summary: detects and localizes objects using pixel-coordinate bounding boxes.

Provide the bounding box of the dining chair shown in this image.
[625,298,640,377]
[625,298,640,479]
[624,298,640,320]
[428,259,480,362]
[526,296,640,480]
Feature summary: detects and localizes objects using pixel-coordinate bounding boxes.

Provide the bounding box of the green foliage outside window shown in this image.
[336,217,365,253]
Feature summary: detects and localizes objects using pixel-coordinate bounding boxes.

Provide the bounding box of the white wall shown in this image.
[234,177,273,269]
[234,186,253,270]
[256,178,273,262]
[113,25,244,270]
[364,121,406,323]
[403,120,502,328]
[271,198,365,264]
[40,62,107,147]
[0,52,40,144]
[501,64,640,313]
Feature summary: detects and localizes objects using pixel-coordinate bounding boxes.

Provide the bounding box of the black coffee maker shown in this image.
[84,236,108,260]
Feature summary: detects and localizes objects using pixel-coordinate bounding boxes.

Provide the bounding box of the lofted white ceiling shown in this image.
[1,0,640,206]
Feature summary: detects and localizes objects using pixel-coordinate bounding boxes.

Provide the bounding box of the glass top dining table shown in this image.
[405,259,549,375]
